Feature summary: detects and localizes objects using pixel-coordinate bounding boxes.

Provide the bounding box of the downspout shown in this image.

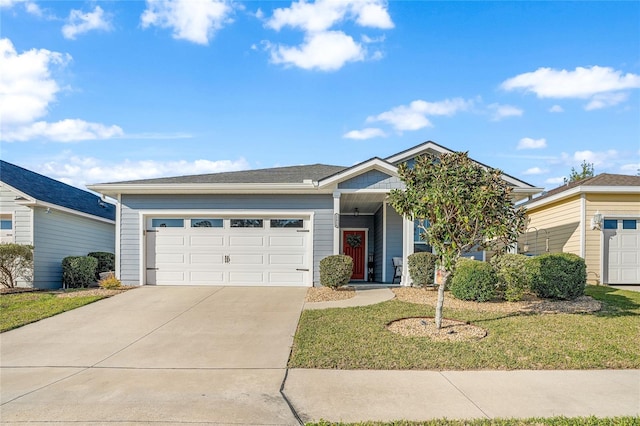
[115,193,121,280]
[382,201,387,283]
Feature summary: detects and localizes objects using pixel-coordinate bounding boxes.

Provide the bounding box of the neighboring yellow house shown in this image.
[521,173,640,285]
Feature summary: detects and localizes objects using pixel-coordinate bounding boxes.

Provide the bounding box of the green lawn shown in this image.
[0,291,106,332]
[306,417,640,426]
[290,285,640,370]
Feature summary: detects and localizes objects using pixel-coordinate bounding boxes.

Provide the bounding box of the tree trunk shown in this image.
[435,267,449,329]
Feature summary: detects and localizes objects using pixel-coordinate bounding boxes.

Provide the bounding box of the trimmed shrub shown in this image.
[408,252,438,287]
[0,243,34,288]
[99,273,122,290]
[87,252,115,279]
[450,259,497,302]
[490,253,530,301]
[62,256,98,289]
[527,253,586,300]
[319,254,353,289]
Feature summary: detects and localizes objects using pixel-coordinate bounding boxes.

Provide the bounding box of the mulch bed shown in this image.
[387,317,487,341]
[306,286,356,302]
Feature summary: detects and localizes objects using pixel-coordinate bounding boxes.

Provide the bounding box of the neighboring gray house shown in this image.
[0,160,116,289]
[88,141,541,287]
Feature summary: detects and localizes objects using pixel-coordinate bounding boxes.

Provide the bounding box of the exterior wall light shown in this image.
[591,211,603,230]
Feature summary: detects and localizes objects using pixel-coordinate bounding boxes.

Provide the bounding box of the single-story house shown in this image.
[88,141,541,287]
[522,173,640,285]
[0,160,116,289]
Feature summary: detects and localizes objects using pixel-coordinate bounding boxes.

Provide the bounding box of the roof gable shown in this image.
[317,157,398,188]
[0,160,115,221]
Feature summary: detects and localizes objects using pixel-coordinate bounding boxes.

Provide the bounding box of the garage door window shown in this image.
[603,219,617,230]
[191,218,223,228]
[623,220,637,230]
[230,219,263,228]
[151,218,184,228]
[270,219,304,228]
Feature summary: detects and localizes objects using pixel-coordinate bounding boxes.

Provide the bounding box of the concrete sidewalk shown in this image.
[304,287,395,310]
[284,369,640,423]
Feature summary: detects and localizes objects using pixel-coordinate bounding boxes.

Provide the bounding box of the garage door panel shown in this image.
[269,235,305,247]
[229,254,264,265]
[269,254,305,266]
[606,221,640,284]
[269,272,305,284]
[156,271,185,283]
[190,235,224,246]
[156,253,184,263]
[229,236,264,247]
[156,235,185,246]
[190,253,223,265]
[190,271,224,283]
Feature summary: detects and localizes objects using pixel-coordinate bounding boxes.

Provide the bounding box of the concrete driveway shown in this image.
[0,286,307,425]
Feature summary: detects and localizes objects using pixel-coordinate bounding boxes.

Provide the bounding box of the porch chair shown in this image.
[392,257,402,284]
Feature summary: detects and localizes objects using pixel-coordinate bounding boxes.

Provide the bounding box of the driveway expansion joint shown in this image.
[439,371,491,419]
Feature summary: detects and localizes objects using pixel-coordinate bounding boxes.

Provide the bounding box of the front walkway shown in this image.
[304,287,395,310]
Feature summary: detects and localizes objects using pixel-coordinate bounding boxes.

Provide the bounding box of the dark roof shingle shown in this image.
[0,160,115,221]
[105,164,348,185]
[527,173,640,205]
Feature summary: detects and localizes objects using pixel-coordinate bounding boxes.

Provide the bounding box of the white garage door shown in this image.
[145,216,311,286]
[604,218,640,284]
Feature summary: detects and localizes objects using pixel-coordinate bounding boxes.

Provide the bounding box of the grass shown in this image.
[0,291,106,332]
[289,285,640,370]
[306,417,640,426]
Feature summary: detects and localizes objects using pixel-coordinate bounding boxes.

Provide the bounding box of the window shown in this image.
[230,219,263,228]
[623,220,637,230]
[191,219,223,228]
[414,219,432,253]
[603,219,617,230]
[0,219,12,230]
[151,218,184,228]
[270,219,303,228]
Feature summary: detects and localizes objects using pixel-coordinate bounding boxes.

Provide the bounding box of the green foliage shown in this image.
[0,243,34,288]
[408,252,438,287]
[528,253,586,300]
[87,252,115,279]
[98,273,122,289]
[490,253,530,301]
[389,152,527,273]
[62,256,98,289]
[450,259,497,302]
[319,255,353,288]
[565,160,595,184]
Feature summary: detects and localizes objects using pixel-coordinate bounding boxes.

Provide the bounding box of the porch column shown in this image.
[333,191,341,254]
[401,216,414,286]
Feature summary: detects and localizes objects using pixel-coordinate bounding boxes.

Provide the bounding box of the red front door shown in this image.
[343,230,366,280]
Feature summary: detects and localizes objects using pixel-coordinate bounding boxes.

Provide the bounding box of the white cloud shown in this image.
[366,98,472,131]
[263,0,392,71]
[549,105,564,113]
[266,0,393,32]
[501,66,640,110]
[522,167,548,175]
[62,6,112,40]
[584,92,629,111]
[343,127,386,140]
[0,0,42,15]
[141,0,233,45]
[572,149,619,167]
[0,38,69,125]
[268,31,364,71]
[2,119,123,142]
[517,137,547,150]
[488,103,523,121]
[0,38,123,143]
[620,163,640,173]
[36,154,251,189]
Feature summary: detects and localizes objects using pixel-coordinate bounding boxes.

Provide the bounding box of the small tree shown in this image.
[564,160,594,183]
[389,152,526,328]
[0,243,34,288]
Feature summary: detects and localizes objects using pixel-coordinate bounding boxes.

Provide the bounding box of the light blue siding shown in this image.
[385,204,403,283]
[119,194,334,285]
[338,170,403,190]
[33,207,115,289]
[0,184,32,245]
[373,206,384,282]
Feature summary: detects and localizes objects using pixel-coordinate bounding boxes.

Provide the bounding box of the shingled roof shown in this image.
[526,173,640,205]
[105,164,348,185]
[0,160,115,221]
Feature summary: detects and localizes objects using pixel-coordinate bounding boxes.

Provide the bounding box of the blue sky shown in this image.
[1,0,639,191]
